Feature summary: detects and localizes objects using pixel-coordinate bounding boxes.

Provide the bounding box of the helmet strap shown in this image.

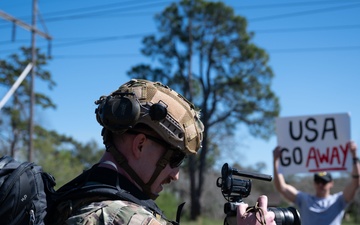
[145,149,173,189]
[103,129,172,200]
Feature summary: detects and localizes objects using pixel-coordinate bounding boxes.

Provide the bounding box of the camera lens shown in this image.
[268,207,301,225]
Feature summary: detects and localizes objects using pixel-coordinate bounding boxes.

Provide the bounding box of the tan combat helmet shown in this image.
[95,79,204,154]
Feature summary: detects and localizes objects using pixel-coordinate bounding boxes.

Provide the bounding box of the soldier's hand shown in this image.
[237,195,276,225]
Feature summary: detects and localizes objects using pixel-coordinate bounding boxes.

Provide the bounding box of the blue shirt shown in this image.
[295,191,348,225]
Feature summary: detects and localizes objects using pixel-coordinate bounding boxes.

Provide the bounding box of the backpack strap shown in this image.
[0,156,13,169]
[56,163,165,216]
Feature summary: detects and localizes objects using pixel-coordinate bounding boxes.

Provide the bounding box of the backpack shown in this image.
[0,155,56,225]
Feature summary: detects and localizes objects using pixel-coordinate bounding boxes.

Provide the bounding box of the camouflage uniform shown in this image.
[65,200,171,225]
[45,166,176,225]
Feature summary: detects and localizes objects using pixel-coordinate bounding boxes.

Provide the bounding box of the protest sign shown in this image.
[275,113,351,175]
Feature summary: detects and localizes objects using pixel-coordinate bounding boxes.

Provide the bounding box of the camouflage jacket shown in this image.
[50,166,176,225]
[65,199,172,225]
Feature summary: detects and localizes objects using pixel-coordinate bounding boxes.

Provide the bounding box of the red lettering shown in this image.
[340,142,349,167]
[316,147,330,164]
[330,147,341,165]
[306,147,319,168]
[306,143,349,170]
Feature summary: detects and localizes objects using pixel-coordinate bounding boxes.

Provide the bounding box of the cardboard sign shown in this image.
[275,113,351,175]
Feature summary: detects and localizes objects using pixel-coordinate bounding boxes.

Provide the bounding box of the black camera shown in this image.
[216,163,301,225]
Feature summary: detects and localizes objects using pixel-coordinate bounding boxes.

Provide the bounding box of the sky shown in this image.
[0,0,359,175]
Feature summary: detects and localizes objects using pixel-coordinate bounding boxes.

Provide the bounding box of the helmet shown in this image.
[95,79,204,154]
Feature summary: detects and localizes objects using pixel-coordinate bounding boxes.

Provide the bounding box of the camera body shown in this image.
[216,163,301,225]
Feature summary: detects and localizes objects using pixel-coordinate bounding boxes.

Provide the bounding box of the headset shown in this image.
[95,91,168,133]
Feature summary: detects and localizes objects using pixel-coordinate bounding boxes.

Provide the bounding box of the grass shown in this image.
[343,222,357,225]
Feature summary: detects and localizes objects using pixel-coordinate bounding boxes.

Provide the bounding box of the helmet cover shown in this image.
[97,79,204,154]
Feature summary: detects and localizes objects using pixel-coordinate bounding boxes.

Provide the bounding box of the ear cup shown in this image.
[95,93,141,132]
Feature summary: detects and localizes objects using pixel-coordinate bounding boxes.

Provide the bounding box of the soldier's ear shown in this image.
[132,133,146,159]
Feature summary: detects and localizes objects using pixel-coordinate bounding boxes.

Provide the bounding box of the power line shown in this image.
[54,33,152,48]
[45,2,169,22]
[255,24,360,33]
[0,10,52,39]
[1,21,360,54]
[232,0,360,9]
[2,22,360,47]
[0,0,172,24]
[46,45,360,60]
[268,45,360,53]
[54,53,141,59]
[2,0,357,25]
[2,22,359,51]
[0,32,152,53]
[1,0,358,52]
[1,1,359,58]
[40,2,360,23]
[249,2,360,22]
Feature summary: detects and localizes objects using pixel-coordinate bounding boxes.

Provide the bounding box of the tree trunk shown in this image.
[189,124,208,220]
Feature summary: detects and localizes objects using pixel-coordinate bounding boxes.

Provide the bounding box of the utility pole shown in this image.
[0,10,51,40]
[0,1,52,161]
[29,0,37,162]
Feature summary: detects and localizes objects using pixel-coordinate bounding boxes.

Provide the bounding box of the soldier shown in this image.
[49,79,276,225]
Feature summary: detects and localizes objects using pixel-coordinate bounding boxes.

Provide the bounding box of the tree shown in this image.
[0,47,55,159]
[127,0,280,219]
[34,126,103,187]
[0,47,104,188]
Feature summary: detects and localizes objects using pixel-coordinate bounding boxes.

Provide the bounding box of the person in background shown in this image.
[48,79,276,225]
[273,141,360,225]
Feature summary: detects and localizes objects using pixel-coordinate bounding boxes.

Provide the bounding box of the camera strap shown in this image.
[245,202,267,225]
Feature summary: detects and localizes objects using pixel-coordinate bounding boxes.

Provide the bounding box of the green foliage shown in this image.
[33,126,103,187]
[155,191,182,220]
[0,47,56,109]
[0,47,56,159]
[0,47,104,187]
